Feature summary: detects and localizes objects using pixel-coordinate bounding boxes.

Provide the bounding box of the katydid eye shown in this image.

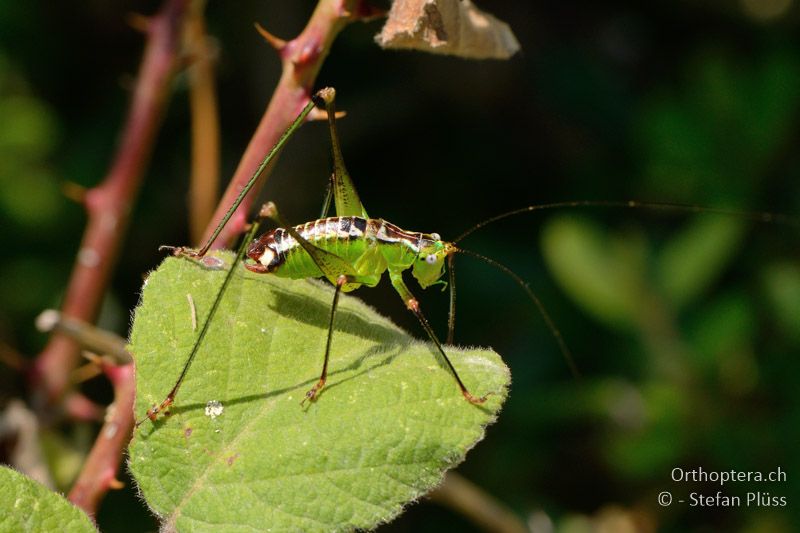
[425,254,437,264]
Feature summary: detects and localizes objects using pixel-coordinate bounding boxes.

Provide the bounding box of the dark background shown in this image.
[1,1,799,531]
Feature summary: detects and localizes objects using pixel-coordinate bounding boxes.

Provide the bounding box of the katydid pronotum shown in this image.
[136,87,797,426]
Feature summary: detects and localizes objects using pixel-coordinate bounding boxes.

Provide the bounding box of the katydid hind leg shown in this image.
[312,88,368,219]
[137,212,267,427]
[171,88,339,259]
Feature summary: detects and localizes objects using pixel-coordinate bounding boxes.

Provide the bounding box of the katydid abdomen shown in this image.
[245,216,442,292]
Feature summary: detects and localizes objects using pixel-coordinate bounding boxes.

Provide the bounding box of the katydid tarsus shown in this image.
[137,87,798,426]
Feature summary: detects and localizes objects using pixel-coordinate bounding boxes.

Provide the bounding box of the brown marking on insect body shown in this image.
[352,217,367,234]
[246,235,268,261]
[373,219,425,251]
[226,453,239,466]
[184,427,193,438]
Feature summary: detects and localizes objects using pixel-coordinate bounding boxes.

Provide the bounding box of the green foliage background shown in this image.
[1,1,799,531]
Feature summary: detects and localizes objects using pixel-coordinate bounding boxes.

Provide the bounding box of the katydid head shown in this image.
[244,231,280,274]
[411,235,456,289]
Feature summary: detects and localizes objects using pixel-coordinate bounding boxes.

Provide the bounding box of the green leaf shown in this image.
[128,252,509,532]
[604,382,691,480]
[540,216,645,329]
[762,261,800,342]
[655,217,744,309]
[0,466,96,533]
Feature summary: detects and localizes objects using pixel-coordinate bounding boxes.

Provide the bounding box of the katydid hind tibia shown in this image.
[136,87,798,426]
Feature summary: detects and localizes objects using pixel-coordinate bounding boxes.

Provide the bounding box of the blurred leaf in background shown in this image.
[536,35,800,532]
[0,51,65,340]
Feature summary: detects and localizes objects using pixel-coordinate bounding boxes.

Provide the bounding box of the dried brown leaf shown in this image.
[376,0,520,60]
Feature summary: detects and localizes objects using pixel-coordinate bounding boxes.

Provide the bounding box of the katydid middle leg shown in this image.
[259,202,378,403]
[302,273,348,405]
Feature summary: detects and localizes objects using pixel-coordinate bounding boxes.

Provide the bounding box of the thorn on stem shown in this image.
[126,13,151,33]
[307,107,346,122]
[254,22,286,52]
[61,181,88,204]
[70,360,103,385]
[64,392,105,422]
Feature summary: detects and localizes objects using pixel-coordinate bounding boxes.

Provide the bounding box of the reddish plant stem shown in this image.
[185,1,221,245]
[31,0,189,405]
[430,472,528,533]
[200,0,370,250]
[67,362,136,517]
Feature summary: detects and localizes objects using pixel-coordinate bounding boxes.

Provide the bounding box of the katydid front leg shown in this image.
[388,271,490,405]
